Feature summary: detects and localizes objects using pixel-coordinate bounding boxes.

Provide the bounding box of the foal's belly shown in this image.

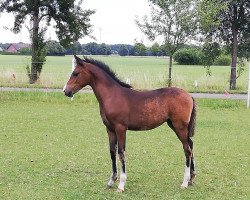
[128,122,165,131]
[127,112,167,131]
[127,97,169,131]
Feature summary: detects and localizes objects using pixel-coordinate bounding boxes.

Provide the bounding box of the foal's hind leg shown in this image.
[188,137,196,185]
[169,121,193,188]
[107,128,118,188]
[180,135,192,188]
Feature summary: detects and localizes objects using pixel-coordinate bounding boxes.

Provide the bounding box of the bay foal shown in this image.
[64,55,197,192]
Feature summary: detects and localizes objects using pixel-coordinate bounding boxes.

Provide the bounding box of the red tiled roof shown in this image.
[7,42,31,52]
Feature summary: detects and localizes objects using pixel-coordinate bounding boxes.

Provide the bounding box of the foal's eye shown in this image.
[72,72,79,77]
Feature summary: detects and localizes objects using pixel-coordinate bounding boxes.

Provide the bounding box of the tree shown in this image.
[151,42,160,56]
[84,42,99,55]
[136,0,198,86]
[201,41,221,76]
[127,45,136,56]
[26,29,47,82]
[0,0,95,83]
[19,47,32,55]
[173,48,202,65]
[46,40,66,56]
[159,44,168,56]
[134,42,147,56]
[118,45,129,56]
[65,42,82,55]
[97,43,112,55]
[73,42,84,55]
[199,0,250,90]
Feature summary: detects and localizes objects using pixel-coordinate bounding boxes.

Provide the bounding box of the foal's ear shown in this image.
[74,55,84,66]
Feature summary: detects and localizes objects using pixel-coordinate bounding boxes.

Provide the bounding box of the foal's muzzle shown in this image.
[64,90,73,97]
[63,85,74,97]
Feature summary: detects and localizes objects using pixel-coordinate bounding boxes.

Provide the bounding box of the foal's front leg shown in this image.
[116,126,127,192]
[107,129,118,188]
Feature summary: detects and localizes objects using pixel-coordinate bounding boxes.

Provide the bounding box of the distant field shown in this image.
[0,92,249,199]
[0,55,248,92]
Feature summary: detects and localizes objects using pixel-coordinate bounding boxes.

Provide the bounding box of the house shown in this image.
[6,42,31,53]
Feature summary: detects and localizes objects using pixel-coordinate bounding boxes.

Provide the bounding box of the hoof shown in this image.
[191,172,196,180]
[116,188,124,193]
[106,185,112,189]
[189,172,196,186]
[107,178,117,188]
[181,185,188,189]
[181,182,188,189]
[188,180,193,186]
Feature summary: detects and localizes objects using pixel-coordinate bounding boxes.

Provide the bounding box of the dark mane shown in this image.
[83,57,132,88]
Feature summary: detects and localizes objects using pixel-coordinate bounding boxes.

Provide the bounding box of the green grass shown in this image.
[0,92,249,199]
[0,55,248,92]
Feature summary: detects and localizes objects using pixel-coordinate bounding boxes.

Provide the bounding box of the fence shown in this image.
[0,55,249,95]
[247,64,250,108]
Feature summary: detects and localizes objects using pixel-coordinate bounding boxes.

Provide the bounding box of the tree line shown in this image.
[64,41,168,56]
[0,41,168,57]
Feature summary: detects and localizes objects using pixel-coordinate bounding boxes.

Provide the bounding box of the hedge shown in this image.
[173,48,202,65]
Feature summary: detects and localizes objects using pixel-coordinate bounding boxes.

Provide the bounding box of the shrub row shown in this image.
[173,48,231,66]
[214,54,231,66]
[173,49,202,65]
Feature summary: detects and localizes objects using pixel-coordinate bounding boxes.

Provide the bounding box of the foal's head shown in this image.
[64,55,91,97]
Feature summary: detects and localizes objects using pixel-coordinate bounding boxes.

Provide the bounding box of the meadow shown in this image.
[0,92,249,199]
[0,55,248,93]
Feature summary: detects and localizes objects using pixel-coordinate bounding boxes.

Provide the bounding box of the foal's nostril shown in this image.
[63,85,73,97]
[64,90,73,97]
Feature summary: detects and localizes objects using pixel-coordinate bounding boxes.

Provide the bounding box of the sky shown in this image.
[0,0,152,45]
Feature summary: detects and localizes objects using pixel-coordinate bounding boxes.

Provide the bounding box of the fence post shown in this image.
[70,58,76,101]
[72,58,76,71]
[247,64,250,108]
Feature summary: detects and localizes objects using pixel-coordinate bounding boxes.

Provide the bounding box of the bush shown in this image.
[1,51,20,55]
[214,54,231,66]
[19,47,32,55]
[173,48,202,65]
[118,45,129,56]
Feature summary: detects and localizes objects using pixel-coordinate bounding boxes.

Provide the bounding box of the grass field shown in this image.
[0,92,249,199]
[0,55,248,93]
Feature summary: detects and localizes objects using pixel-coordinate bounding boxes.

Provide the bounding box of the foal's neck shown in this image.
[89,65,122,105]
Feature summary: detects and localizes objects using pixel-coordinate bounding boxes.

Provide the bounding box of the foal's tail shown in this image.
[188,97,197,137]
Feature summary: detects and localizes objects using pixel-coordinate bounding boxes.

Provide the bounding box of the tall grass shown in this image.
[0,55,248,92]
